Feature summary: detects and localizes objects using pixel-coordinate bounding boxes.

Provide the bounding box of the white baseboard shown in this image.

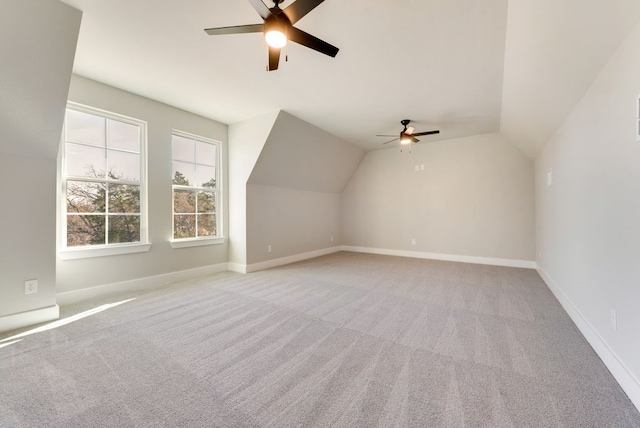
[0,305,60,334]
[57,263,230,306]
[228,263,247,274]
[537,266,640,412]
[245,246,342,273]
[341,246,537,269]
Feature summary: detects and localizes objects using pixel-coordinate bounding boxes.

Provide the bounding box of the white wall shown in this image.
[0,0,80,329]
[228,111,279,267]
[342,133,535,264]
[58,75,228,294]
[536,19,640,409]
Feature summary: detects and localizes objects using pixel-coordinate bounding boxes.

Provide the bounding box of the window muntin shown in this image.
[62,104,147,248]
[171,132,219,240]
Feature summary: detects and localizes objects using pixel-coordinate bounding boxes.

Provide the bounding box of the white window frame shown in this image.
[58,102,150,260]
[170,130,224,249]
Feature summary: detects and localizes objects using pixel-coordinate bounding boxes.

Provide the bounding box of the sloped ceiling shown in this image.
[48,0,640,158]
[248,111,364,193]
[0,0,81,159]
[500,0,640,158]
[59,0,508,151]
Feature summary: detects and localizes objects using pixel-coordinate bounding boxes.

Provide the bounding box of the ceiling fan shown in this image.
[378,119,440,150]
[204,0,339,71]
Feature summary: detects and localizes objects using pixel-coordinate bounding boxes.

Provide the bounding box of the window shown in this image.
[171,131,221,245]
[59,103,149,259]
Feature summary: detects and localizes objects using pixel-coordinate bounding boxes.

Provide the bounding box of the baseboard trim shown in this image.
[0,305,60,334]
[246,246,342,273]
[537,266,640,412]
[341,246,537,269]
[228,263,247,274]
[57,263,230,306]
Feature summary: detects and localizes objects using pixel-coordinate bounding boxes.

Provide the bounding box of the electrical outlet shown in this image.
[24,279,38,295]
[420,164,425,170]
[414,165,419,171]
[411,238,416,245]
[330,236,334,242]
[267,245,272,253]
[611,308,617,330]
[546,168,553,187]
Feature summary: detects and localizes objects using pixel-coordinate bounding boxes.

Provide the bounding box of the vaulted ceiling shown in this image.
[59,0,640,158]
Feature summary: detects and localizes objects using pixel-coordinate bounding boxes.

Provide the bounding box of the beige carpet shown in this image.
[1,251,639,427]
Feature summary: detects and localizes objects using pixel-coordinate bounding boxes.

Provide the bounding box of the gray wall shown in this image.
[245,111,364,265]
[0,0,80,320]
[536,19,640,397]
[58,75,228,293]
[247,185,340,263]
[341,133,535,262]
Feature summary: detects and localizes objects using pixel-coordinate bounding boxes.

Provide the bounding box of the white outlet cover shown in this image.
[546,169,553,187]
[24,279,38,295]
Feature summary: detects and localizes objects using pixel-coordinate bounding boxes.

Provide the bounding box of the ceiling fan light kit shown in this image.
[378,119,440,152]
[204,0,339,71]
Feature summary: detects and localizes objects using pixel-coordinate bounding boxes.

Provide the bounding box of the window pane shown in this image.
[66,181,106,213]
[108,119,139,152]
[198,214,216,237]
[65,143,106,178]
[172,161,196,186]
[66,109,105,147]
[67,215,105,246]
[108,184,140,213]
[174,215,196,238]
[108,150,140,181]
[196,165,215,188]
[197,191,215,213]
[172,135,194,163]
[108,215,140,243]
[196,141,216,166]
[174,189,195,213]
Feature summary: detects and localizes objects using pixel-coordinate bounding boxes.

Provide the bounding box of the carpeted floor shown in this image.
[1,251,639,427]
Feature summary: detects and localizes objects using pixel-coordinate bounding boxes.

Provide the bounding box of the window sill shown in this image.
[58,243,152,260]
[170,236,226,249]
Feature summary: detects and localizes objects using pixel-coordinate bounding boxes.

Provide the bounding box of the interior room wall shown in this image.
[341,132,535,264]
[0,157,58,321]
[536,19,640,409]
[245,111,364,267]
[57,75,228,294]
[0,0,81,328]
[228,111,280,268]
[246,185,340,264]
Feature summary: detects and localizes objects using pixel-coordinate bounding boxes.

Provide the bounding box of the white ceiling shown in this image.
[58,0,640,156]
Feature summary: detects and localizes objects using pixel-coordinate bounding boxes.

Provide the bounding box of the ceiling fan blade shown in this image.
[282,0,325,24]
[268,46,280,71]
[412,137,420,143]
[406,126,415,135]
[204,23,264,36]
[288,27,339,57]
[376,134,397,137]
[247,0,271,19]
[383,138,399,144]
[412,130,440,137]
